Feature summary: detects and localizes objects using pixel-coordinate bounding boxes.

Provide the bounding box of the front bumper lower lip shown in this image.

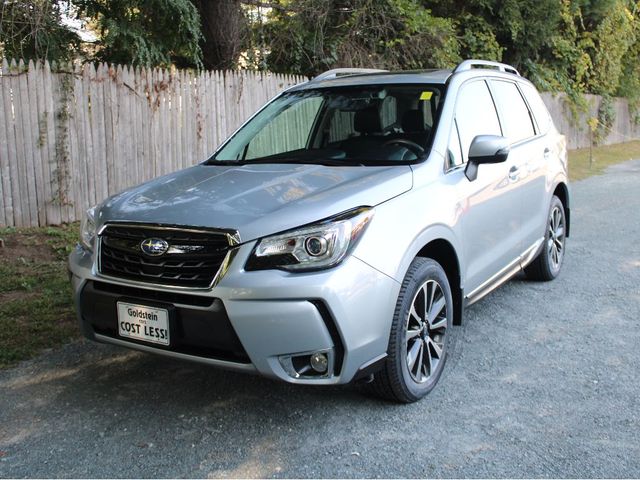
[93,333,257,373]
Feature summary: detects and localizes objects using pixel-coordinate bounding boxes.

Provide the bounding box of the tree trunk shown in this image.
[192,0,246,70]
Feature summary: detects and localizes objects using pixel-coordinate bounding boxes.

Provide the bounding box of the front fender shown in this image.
[352,191,465,288]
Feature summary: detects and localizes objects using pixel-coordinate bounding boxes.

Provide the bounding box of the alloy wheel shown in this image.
[548,205,565,271]
[405,280,448,383]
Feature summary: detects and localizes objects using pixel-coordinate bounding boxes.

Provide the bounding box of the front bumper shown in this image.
[69,241,400,385]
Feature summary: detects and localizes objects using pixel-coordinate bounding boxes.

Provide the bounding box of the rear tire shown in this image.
[370,258,453,403]
[525,195,566,281]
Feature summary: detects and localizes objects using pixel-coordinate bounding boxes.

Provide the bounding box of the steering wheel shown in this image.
[382,138,425,157]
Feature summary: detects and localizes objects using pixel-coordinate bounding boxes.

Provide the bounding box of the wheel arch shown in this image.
[415,238,464,326]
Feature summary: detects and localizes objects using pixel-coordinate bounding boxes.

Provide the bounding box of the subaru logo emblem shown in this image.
[140,238,169,256]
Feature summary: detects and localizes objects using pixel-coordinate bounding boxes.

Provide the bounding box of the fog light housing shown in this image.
[310,352,328,373]
[279,348,334,379]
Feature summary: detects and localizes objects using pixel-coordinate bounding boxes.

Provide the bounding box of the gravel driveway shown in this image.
[1,160,639,478]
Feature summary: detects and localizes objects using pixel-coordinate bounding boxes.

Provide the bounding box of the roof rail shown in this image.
[311,68,388,82]
[453,59,520,76]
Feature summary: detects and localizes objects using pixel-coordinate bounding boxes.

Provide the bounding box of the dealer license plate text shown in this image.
[117,302,170,346]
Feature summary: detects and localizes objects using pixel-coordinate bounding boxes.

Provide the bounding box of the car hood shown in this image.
[98,163,413,242]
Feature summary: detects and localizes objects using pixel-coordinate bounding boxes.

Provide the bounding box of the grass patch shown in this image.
[568,140,640,181]
[0,223,80,368]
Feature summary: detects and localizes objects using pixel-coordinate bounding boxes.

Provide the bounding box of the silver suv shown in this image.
[69,59,569,403]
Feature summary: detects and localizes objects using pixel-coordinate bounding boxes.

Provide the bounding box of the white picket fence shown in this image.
[0,59,306,227]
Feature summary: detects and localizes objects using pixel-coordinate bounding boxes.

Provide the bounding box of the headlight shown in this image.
[245,207,374,272]
[80,206,97,252]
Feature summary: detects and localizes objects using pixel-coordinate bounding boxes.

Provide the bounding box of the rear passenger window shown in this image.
[489,80,535,143]
[455,80,502,163]
[520,83,551,134]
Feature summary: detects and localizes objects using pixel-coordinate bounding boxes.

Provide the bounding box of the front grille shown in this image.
[99,224,233,288]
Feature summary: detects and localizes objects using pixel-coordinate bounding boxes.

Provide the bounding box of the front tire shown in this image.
[370,258,453,403]
[525,195,566,281]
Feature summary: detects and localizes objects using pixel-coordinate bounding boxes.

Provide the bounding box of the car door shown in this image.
[447,79,523,295]
[518,82,561,249]
[488,79,545,258]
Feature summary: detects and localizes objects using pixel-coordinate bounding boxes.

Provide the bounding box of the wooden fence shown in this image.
[541,92,640,150]
[0,59,306,227]
[1,59,639,227]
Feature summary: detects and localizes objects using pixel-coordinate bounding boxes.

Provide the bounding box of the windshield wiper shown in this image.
[205,159,245,166]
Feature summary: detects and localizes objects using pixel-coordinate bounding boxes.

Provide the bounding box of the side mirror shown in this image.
[465,135,510,181]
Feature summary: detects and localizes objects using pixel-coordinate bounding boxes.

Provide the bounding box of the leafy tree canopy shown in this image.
[0,0,638,110]
[0,1,82,62]
[251,0,459,77]
[73,0,203,67]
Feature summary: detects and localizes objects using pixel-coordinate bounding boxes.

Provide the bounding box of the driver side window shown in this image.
[454,80,502,163]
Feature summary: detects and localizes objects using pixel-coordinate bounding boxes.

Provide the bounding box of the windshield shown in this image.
[208,84,443,166]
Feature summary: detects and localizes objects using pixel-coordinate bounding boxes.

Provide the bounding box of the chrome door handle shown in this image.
[509,166,520,182]
[543,148,551,160]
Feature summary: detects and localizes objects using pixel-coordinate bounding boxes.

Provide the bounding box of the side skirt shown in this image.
[465,237,544,306]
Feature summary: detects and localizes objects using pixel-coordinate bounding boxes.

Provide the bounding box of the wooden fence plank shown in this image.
[81,63,96,208]
[41,61,61,224]
[93,63,108,204]
[24,60,45,226]
[70,64,86,221]
[183,69,192,167]
[50,65,70,223]
[151,67,160,178]
[0,60,13,226]
[8,60,25,226]
[16,59,35,226]
[157,67,167,176]
[131,66,143,185]
[33,61,51,225]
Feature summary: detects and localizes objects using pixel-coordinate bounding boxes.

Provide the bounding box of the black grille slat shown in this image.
[99,225,232,288]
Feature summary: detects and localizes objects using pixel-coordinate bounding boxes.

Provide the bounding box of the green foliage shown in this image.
[74,0,203,67]
[595,95,617,143]
[257,0,459,77]
[424,0,640,134]
[456,14,503,61]
[585,1,635,96]
[616,2,640,123]
[0,1,81,62]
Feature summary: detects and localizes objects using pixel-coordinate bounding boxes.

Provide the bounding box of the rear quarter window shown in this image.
[520,83,552,134]
[489,80,535,143]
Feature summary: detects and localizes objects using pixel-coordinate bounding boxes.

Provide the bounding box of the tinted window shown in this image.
[520,82,551,134]
[490,80,535,143]
[455,80,502,162]
[213,85,442,164]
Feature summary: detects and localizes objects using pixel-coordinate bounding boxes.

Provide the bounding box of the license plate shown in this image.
[117,302,170,346]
